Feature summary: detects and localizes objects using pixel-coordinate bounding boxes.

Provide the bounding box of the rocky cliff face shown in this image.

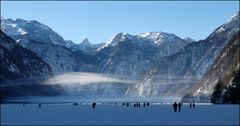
[0,30,52,82]
[183,32,240,103]
[0,30,64,100]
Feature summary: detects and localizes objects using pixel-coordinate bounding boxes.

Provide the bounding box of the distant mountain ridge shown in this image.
[1,17,192,76]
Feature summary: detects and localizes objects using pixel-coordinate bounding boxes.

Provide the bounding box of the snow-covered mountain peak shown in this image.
[207,11,239,41]
[136,32,162,38]
[136,31,187,45]
[96,33,124,51]
[1,18,50,31]
[181,36,196,43]
[1,18,28,36]
[1,18,66,46]
[100,32,130,48]
[109,32,126,43]
[98,31,189,51]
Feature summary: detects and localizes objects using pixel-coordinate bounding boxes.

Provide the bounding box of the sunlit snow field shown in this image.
[1,102,239,125]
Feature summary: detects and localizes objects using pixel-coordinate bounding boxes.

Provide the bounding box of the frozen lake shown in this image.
[1,103,239,125]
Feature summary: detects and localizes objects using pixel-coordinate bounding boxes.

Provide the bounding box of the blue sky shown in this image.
[1,1,239,44]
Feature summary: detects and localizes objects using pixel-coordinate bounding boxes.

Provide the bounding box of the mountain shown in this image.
[1,18,191,76]
[183,31,240,103]
[126,11,239,97]
[99,32,189,51]
[65,38,106,52]
[0,30,65,100]
[65,40,76,48]
[78,38,91,50]
[1,12,239,100]
[0,30,52,81]
[97,32,190,79]
[1,18,74,72]
[1,18,67,46]
[1,18,98,73]
[77,38,105,52]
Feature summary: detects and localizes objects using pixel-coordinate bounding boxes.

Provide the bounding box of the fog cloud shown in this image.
[43,72,136,85]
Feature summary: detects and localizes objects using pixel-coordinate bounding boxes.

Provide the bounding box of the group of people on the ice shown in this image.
[91,102,151,108]
[173,102,181,112]
[190,102,195,108]
[132,102,150,108]
[35,101,196,110]
[173,102,195,112]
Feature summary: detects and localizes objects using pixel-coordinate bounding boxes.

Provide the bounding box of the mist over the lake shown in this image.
[43,72,136,85]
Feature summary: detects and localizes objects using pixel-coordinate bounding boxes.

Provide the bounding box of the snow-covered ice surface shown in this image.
[1,103,239,125]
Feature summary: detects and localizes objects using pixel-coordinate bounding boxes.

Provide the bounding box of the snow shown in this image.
[16,39,21,43]
[216,27,225,33]
[17,28,27,35]
[181,36,196,43]
[136,32,163,44]
[98,31,187,51]
[137,32,151,38]
[97,32,126,51]
[136,32,189,46]
[227,11,239,23]
[10,23,17,28]
[1,19,28,36]
[1,18,67,46]
[1,104,239,125]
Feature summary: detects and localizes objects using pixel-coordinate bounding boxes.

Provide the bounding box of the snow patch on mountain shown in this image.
[227,11,239,23]
[216,27,225,33]
[181,36,196,43]
[136,32,186,45]
[1,18,28,36]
